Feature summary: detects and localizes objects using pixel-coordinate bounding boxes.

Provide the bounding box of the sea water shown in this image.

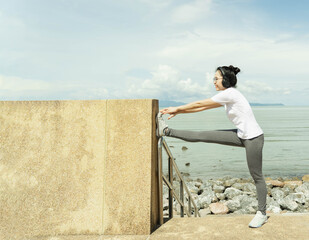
[160,106,309,180]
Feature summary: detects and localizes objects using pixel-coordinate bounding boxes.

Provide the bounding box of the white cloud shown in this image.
[156,26,309,79]
[0,74,110,100]
[0,75,50,91]
[121,65,293,104]
[171,0,212,24]
[124,65,213,102]
[237,80,291,102]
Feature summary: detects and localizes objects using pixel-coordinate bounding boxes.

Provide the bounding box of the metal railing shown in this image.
[158,137,201,224]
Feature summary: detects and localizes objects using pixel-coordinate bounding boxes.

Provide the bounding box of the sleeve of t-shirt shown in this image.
[211,89,233,105]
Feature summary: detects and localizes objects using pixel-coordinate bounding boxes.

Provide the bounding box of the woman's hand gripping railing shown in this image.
[158,137,201,224]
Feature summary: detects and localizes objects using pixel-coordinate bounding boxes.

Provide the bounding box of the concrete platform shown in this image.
[29,213,309,240]
[149,213,309,240]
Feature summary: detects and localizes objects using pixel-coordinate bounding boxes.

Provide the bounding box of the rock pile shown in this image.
[162,175,309,217]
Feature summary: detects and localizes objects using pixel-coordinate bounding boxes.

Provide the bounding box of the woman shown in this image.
[156,65,268,228]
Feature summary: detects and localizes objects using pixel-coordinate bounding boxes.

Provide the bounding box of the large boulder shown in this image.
[266,196,282,213]
[283,181,303,190]
[225,199,241,212]
[231,182,244,191]
[224,178,239,187]
[224,187,243,199]
[197,189,217,208]
[278,197,299,211]
[242,183,256,193]
[267,205,282,214]
[209,179,224,186]
[213,185,225,193]
[281,185,294,196]
[285,193,306,204]
[186,181,199,194]
[302,175,309,182]
[216,193,226,201]
[238,195,258,209]
[199,207,211,217]
[209,202,229,214]
[271,188,285,201]
[266,180,285,188]
[295,183,309,201]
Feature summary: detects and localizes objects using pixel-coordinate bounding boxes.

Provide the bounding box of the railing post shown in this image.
[159,137,201,219]
[180,180,184,217]
[188,195,192,217]
[168,156,173,218]
[158,138,163,225]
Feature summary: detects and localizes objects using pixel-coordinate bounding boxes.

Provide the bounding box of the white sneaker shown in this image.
[156,112,168,137]
[248,211,268,228]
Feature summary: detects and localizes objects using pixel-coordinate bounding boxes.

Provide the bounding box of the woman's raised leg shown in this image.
[166,128,244,147]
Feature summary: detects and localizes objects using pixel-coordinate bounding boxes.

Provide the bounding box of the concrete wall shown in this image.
[0,99,160,239]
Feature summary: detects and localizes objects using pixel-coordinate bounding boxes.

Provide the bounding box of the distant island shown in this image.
[249,103,284,106]
[159,100,284,107]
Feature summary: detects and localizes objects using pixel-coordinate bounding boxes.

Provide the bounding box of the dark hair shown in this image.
[216,65,241,88]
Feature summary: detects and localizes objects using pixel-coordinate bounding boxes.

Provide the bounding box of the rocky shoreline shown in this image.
[163,175,309,217]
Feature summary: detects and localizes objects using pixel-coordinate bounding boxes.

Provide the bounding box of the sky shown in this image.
[1,0,309,105]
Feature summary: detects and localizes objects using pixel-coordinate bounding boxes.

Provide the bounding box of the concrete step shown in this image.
[149,213,309,240]
[30,213,309,240]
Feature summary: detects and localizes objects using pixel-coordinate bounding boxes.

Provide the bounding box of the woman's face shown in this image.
[213,70,226,91]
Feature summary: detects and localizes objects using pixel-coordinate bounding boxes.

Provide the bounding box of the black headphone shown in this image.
[218,67,231,88]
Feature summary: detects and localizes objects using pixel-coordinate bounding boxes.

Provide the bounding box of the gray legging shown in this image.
[165,128,267,214]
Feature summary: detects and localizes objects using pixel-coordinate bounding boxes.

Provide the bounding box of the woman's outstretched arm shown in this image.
[160,98,222,119]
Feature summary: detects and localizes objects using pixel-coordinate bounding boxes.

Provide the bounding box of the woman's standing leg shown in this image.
[242,134,267,214]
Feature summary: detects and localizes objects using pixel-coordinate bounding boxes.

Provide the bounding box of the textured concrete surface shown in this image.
[18,213,309,240]
[31,235,150,240]
[0,99,160,239]
[0,101,107,239]
[103,99,160,235]
[149,213,309,240]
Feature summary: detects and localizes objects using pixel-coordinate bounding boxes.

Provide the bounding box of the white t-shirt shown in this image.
[211,87,263,139]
